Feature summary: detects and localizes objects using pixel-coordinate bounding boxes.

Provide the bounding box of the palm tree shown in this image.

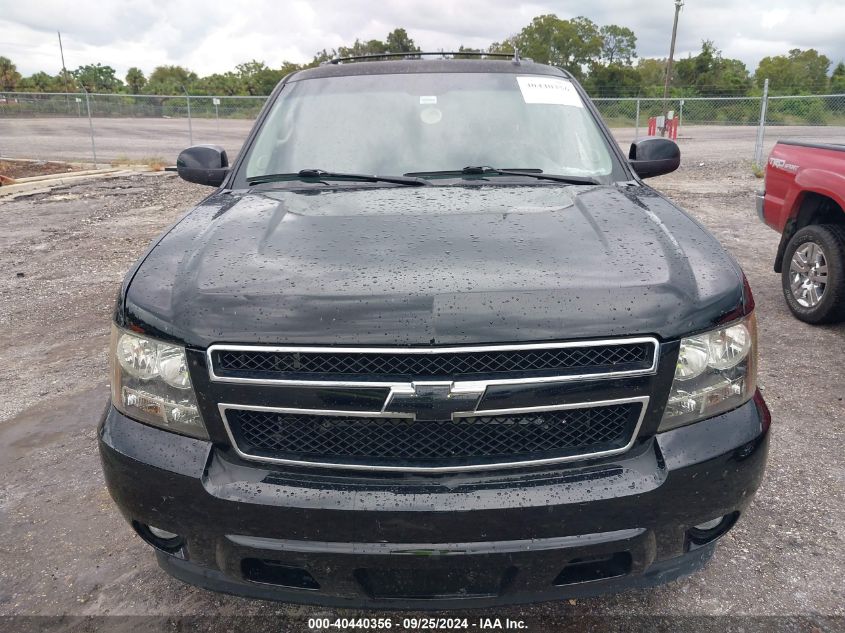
[125,67,146,94]
[0,57,22,91]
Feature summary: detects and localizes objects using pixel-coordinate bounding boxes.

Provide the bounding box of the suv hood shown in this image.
[123,184,744,347]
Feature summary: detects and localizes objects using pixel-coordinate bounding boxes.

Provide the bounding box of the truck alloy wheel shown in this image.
[781,224,845,324]
[789,241,828,307]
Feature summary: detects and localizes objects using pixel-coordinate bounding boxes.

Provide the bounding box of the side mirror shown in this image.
[628,136,680,179]
[176,145,229,187]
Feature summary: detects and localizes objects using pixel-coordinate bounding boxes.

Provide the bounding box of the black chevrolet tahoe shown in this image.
[99,54,770,608]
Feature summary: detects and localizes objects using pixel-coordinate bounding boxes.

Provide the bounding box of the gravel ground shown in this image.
[0,117,254,163]
[0,145,843,631]
[3,116,845,165]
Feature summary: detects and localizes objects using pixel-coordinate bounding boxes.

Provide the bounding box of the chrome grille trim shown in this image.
[206,337,660,388]
[218,396,649,473]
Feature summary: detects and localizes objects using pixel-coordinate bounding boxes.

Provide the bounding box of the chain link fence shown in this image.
[0,92,267,165]
[594,93,845,168]
[0,91,267,119]
[595,96,761,128]
[2,89,845,167]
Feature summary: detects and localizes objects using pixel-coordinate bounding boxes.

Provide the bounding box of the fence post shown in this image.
[82,89,97,165]
[679,99,684,134]
[182,86,193,145]
[754,78,770,168]
[634,98,640,139]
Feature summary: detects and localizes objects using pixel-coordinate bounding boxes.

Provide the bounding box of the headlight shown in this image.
[110,325,208,439]
[659,313,757,431]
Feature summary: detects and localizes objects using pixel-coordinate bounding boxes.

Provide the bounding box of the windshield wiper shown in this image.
[405,166,599,185]
[247,169,430,186]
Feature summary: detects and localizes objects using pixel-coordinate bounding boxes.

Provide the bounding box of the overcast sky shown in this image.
[2,0,844,78]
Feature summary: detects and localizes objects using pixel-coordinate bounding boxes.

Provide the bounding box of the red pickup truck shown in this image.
[758,140,845,323]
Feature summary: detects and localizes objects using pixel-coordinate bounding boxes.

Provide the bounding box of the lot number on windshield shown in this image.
[516,76,583,108]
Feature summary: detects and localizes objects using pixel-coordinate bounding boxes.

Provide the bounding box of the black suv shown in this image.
[99,54,769,608]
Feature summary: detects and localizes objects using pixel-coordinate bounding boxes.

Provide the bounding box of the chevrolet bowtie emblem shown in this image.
[384,382,484,421]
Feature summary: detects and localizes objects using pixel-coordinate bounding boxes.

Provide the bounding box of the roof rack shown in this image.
[324,50,526,65]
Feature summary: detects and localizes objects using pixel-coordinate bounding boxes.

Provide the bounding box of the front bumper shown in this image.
[99,393,769,608]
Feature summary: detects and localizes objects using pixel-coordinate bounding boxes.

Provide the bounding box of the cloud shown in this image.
[2,0,844,79]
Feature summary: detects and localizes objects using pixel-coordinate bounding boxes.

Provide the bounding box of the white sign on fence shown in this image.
[212,98,221,106]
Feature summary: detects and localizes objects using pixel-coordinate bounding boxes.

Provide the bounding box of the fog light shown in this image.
[133,521,186,557]
[687,512,739,548]
[148,525,179,539]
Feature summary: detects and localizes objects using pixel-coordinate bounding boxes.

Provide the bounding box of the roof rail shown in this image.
[324,50,527,65]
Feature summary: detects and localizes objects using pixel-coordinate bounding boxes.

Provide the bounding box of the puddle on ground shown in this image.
[0,383,108,467]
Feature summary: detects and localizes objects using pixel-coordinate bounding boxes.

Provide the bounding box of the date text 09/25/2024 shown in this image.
[307,618,528,630]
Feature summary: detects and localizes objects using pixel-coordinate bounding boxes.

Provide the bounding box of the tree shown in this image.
[673,41,751,96]
[635,57,666,95]
[309,28,417,65]
[194,72,242,96]
[489,15,602,79]
[72,63,122,92]
[0,56,22,91]
[487,39,515,55]
[832,62,845,93]
[236,60,284,95]
[787,49,830,92]
[278,61,303,77]
[125,67,146,94]
[310,38,388,65]
[587,64,642,97]
[716,58,754,95]
[599,25,637,66]
[310,49,334,66]
[385,28,419,53]
[18,71,64,92]
[337,38,389,59]
[674,40,716,88]
[456,45,485,58]
[586,24,639,96]
[756,48,831,94]
[144,65,198,94]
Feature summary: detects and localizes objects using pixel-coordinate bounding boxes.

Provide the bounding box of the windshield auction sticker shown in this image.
[516,76,583,108]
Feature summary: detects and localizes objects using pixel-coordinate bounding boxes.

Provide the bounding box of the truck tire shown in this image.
[781,224,845,324]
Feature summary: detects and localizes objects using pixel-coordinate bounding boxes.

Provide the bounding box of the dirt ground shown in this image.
[0,159,79,181]
[0,146,843,631]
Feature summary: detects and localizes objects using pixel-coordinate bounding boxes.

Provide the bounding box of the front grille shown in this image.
[212,341,654,381]
[224,403,642,469]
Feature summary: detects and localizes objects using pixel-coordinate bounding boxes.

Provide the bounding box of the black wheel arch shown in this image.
[775,192,844,273]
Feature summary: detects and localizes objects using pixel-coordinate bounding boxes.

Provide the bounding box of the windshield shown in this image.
[241,72,623,185]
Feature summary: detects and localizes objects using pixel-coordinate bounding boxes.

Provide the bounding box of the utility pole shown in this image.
[58,31,71,110]
[661,0,683,136]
